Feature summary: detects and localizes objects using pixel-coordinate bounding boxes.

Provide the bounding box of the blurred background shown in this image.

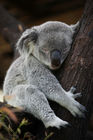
[0,0,85,88]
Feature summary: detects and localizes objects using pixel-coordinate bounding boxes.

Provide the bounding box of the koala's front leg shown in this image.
[44,82,86,118]
[4,84,68,129]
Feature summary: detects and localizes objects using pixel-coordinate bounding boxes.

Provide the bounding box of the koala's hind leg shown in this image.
[4,84,68,129]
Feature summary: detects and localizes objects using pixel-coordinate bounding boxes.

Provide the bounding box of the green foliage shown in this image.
[0,107,31,140]
[0,107,54,140]
[44,132,54,140]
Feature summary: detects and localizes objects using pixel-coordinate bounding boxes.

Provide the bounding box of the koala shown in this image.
[3,21,85,129]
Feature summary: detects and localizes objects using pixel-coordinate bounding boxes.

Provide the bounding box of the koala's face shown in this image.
[17,21,78,70]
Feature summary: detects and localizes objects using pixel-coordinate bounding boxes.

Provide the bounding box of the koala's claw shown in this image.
[45,116,69,129]
[73,93,82,98]
[78,103,86,112]
[68,99,86,118]
[67,88,86,118]
[68,86,82,99]
[70,86,76,93]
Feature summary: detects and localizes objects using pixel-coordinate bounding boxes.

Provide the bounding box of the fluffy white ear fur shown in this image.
[70,21,80,31]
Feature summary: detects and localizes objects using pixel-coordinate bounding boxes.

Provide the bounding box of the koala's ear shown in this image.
[70,21,80,31]
[16,28,38,55]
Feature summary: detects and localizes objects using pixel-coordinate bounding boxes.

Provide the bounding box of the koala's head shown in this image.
[17,21,79,70]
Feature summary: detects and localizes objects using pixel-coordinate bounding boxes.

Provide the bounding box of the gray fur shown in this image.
[3,21,85,129]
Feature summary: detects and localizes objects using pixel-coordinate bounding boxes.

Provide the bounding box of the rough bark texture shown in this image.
[53,0,93,139]
[0,0,93,139]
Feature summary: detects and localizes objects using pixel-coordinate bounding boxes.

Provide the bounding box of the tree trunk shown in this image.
[53,0,93,139]
[0,0,93,139]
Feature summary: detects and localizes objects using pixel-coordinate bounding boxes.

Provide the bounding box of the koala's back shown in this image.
[3,56,26,95]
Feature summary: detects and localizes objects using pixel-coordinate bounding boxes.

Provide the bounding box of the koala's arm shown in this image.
[30,62,86,118]
[5,84,68,128]
[45,82,85,117]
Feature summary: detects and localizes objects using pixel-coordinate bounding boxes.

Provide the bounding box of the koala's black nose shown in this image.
[50,50,61,67]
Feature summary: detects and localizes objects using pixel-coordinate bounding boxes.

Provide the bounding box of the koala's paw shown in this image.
[67,87,86,118]
[45,116,69,129]
[68,86,82,99]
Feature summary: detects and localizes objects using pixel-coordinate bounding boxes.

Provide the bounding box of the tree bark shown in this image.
[0,0,93,139]
[53,0,93,139]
